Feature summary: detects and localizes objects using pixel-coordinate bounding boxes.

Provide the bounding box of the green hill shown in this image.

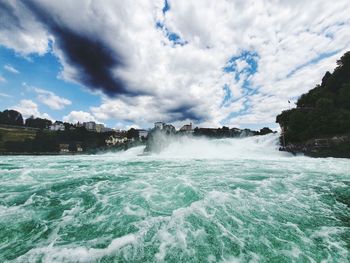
[276,51,350,157]
[0,126,37,152]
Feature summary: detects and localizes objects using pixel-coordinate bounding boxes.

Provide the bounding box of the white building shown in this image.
[76,144,83,152]
[137,129,148,140]
[105,135,128,146]
[59,144,69,152]
[50,122,65,131]
[83,121,96,131]
[95,124,105,133]
[180,123,193,132]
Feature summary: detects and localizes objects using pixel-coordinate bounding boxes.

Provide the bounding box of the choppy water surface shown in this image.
[0,135,349,262]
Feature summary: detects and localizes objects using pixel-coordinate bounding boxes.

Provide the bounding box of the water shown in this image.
[0,134,349,262]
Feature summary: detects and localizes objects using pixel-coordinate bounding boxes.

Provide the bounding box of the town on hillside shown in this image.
[0,109,274,154]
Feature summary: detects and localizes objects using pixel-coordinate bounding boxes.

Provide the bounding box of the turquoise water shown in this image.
[0,135,349,262]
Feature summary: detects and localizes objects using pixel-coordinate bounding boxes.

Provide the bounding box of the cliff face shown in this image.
[280,134,350,158]
[276,51,350,158]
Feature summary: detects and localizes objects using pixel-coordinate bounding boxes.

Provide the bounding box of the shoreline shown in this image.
[278,134,350,158]
[0,152,89,156]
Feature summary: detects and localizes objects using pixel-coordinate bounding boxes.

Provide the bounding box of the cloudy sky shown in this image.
[0,0,349,129]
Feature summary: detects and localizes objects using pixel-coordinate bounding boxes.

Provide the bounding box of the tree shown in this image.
[321,71,331,87]
[0,110,24,126]
[127,128,139,140]
[259,127,273,135]
[64,122,73,130]
[337,84,350,110]
[276,51,350,144]
[25,117,52,129]
[336,51,350,68]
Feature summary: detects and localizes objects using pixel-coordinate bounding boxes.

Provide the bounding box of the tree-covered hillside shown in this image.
[276,52,350,143]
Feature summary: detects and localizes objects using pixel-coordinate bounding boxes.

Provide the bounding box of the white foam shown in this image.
[16,234,137,262]
[124,204,147,217]
[148,133,292,160]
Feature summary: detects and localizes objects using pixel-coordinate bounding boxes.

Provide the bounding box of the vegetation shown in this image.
[126,128,140,140]
[25,116,52,129]
[0,109,120,153]
[2,126,114,153]
[0,110,23,126]
[0,126,37,152]
[193,126,273,138]
[0,109,54,130]
[276,51,350,143]
[0,108,274,154]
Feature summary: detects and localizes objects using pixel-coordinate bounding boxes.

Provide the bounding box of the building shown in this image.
[83,121,96,131]
[180,123,193,132]
[50,121,65,131]
[101,127,114,133]
[59,144,69,153]
[137,129,149,140]
[154,122,165,129]
[76,144,83,152]
[105,135,128,146]
[82,122,113,133]
[95,124,105,133]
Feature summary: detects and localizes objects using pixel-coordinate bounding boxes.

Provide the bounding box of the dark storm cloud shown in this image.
[167,104,206,123]
[51,27,128,97]
[1,0,206,123]
[21,0,130,97]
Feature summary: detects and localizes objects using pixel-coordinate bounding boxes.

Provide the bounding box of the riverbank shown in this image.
[279,134,350,158]
[0,152,87,156]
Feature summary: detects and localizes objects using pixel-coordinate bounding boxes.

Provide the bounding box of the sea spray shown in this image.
[145,132,289,159]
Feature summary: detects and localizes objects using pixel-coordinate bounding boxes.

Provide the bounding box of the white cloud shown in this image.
[0,1,49,55]
[4,64,19,74]
[0,92,11,98]
[13,99,52,120]
[1,0,350,128]
[33,87,71,110]
[63,111,96,124]
[0,76,6,83]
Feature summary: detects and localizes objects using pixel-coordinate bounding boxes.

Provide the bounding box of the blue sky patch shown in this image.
[156,21,187,46]
[162,0,170,14]
[286,50,339,78]
[221,51,260,125]
[0,45,103,124]
[221,51,259,106]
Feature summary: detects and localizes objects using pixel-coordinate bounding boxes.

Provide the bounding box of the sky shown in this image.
[0,0,349,130]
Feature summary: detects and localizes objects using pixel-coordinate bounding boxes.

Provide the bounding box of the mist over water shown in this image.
[0,135,349,262]
[149,133,289,159]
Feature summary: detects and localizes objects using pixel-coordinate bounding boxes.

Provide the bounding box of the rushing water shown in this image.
[0,134,349,262]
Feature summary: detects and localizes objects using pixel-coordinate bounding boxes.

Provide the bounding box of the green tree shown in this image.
[0,110,24,126]
[127,128,139,140]
[276,51,350,144]
[25,117,52,129]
